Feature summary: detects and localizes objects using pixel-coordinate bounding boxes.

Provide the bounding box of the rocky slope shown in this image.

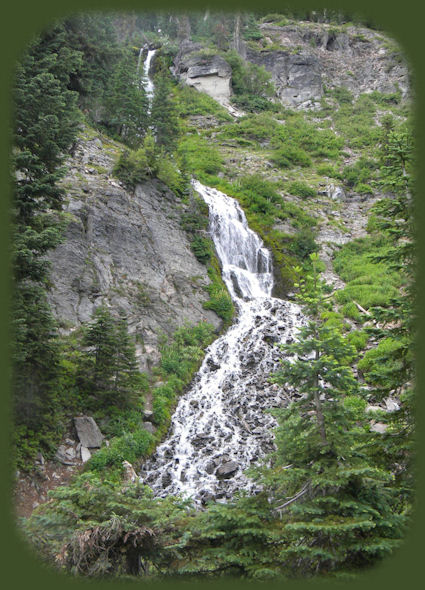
[48,128,221,372]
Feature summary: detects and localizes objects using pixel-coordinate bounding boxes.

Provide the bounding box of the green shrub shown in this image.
[88,430,154,472]
[330,86,354,104]
[354,182,374,195]
[270,145,312,168]
[231,94,278,113]
[225,51,275,106]
[176,84,232,121]
[347,329,369,351]
[316,163,342,179]
[342,157,376,188]
[369,89,401,105]
[220,112,278,144]
[358,337,405,389]
[341,301,362,321]
[190,235,212,264]
[287,180,316,198]
[288,229,318,259]
[178,135,223,176]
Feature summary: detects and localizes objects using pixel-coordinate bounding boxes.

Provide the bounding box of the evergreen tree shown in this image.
[79,307,142,411]
[105,51,149,147]
[12,25,81,444]
[150,70,179,152]
[257,254,405,577]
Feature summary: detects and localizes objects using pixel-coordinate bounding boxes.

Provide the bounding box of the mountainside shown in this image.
[12,10,415,583]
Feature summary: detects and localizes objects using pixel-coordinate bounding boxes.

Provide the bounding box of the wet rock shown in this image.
[206,357,220,371]
[161,471,172,488]
[205,460,216,474]
[143,409,154,420]
[385,398,400,412]
[216,461,239,479]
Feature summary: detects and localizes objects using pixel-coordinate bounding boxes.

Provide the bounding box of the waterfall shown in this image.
[136,47,156,111]
[140,182,304,505]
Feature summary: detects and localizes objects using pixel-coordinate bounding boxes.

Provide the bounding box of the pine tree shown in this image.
[12,25,81,442]
[257,254,405,577]
[150,70,179,152]
[105,50,149,147]
[79,307,142,411]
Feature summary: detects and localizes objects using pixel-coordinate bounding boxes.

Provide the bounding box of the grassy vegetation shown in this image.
[333,236,402,313]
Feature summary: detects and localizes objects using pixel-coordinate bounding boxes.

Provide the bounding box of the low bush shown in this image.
[316,163,342,179]
[287,180,316,198]
[178,135,223,176]
[176,84,232,121]
[270,145,312,168]
[358,337,406,389]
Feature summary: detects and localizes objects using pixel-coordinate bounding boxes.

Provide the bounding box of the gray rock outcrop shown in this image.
[173,41,232,105]
[48,130,221,372]
[74,416,104,448]
[245,47,323,109]
[247,22,409,107]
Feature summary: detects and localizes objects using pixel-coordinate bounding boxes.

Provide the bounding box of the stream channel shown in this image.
[140,181,304,505]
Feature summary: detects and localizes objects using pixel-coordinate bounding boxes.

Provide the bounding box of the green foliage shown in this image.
[270,144,312,168]
[329,86,353,104]
[150,69,180,152]
[87,430,154,474]
[104,50,149,146]
[255,256,406,576]
[316,163,342,179]
[225,50,275,112]
[203,259,235,323]
[176,83,232,121]
[333,237,401,310]
[23,472,191,576]
[342,156,377,188]
[12,23,82,461]
[113,133,158,188]
[178,135,223,176]
[77,307,144,413]
[152,323,216,426]
[287,180,316,198]
[333,93,381,149]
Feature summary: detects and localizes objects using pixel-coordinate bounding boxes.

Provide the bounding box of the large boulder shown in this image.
[216,461,239,479]
[74,416,104,448]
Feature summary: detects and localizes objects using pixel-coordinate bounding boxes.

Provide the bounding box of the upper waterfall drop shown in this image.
[136,47,156,110]
[192,181,273,301]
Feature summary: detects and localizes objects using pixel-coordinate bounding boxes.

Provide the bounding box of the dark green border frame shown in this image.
[1,1,423,589]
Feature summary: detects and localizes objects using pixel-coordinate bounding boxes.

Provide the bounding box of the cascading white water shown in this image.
[143,48,156,109]
[136,47,156,111]
[140,182,304,505]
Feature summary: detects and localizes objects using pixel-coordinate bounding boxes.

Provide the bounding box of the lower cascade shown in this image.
[140,182,304,504]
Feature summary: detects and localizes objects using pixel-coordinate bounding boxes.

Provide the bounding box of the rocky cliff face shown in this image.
[247,22,409,108]
[48,130,221,371]
[173,40,233,108]
[174,22,409,111]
